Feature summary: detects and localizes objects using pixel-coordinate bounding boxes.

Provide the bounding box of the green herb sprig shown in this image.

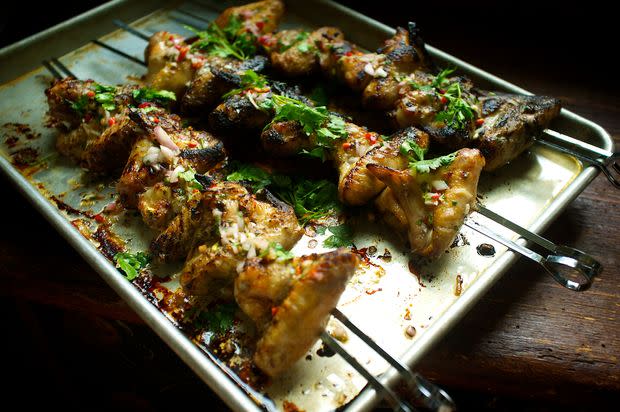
[259,242,295,262]
[222,70,269,99]
[400,139,457,174]
[113,251,150,281]
[186,15,256,60]
[132,87,176,105]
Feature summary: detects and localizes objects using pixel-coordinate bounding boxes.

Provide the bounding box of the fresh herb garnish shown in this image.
[278,31,309,52]
[186,15,256,60]
[266,94,348,161]
[93,83,117,111]
[226,163,275,191]
[400,139,457,173]
[69,95,90,116]
[226,164,341,225]
[191,303,237,335]
[222,70,269,99]
[435,82,475,130]
[113,251,150,281]
[273,179,341,225]
[323,224,353,248]
[259,242,294,261]
[410,66,476,130]
[132,87,176,105]
[179,167,204,191]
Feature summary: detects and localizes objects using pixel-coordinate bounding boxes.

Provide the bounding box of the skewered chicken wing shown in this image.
[236,249,358,376]
[369,148,485,257]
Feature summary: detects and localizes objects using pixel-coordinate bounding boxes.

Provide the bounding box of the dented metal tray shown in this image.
[0,1,613,411]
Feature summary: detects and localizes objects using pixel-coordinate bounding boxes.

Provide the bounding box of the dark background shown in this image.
[1,1,616,411]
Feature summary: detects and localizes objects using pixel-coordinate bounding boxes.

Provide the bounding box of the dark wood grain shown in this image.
[1,1,618,410]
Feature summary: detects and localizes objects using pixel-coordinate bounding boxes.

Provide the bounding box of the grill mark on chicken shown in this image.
[237,249,358,377]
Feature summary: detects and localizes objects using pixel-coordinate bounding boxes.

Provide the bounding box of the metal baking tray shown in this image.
[0,0,612,411]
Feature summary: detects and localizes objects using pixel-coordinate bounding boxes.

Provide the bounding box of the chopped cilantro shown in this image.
[259,242,294,261]
[400,139,457,173]
[69,95,89,116]
[178,167,204,190]
[186,15,256,60]
[226,163,275,191]
[191,303,237,334]
[113,251,150,281]
[278,31,309,52]
[132,87,176,105]
[266,94,348,161]
[222,70,269,99]
[225,163,341,225]
[323,224,353,248]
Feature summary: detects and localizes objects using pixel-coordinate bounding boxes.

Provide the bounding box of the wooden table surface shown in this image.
[1,1,618,410]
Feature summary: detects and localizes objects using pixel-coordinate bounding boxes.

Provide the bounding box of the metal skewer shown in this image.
[91,39,147,66]
[540,129,620,188]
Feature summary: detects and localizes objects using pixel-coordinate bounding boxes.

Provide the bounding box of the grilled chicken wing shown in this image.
[117,108,225,208]
[236,249,358,376]
[178,182,303,296]
[47,79,149,173]
[339,127,429,205]
[145,0,283,105]
[369,148,485,257]
[475,93,561,171]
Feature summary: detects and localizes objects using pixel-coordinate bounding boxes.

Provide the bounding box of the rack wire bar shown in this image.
[112,19,150,41]
[541,129,619,188]
[331,309,456,411]
[320,332,416,412]
[91,40,147,66]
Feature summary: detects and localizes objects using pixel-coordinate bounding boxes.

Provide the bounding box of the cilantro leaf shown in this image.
[226,163,275,191]
[259,242,294,261]
[411,152,458,174]
[93,84,117,111]
[113,251,150,281]
[400,138,457,173]
[186,15,256,60]
[69,95,89,116]
[268,94,348,159]
[192,303,237,334]
[178,167,204,190]
[132,87,176,105]
[278,31,309,52]
[400,139,427,162]
[323,224,353,248]
[222,70,269,99]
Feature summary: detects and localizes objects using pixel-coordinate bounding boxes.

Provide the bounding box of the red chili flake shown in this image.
[93,214,105,223]
[345,51,353,57]
[188,141,198,148]
[440,96,448,104]
[342,142,352,150]
[256,21,265,30]
[476,118,485,126]
[174,44,182,50]
[138,102,153,109]
[191,60,204,70]
[83,113,92,122]
[168,35,175,41]
[271,306,279,316]
[364,133,378,144]
[152,117,160,124]
[193,189,200,194]
[107,118,116,126]
[86,90,95,98]
[177,46,189,62]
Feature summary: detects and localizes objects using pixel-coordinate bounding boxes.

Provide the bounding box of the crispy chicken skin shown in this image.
[339,127,429,206]
[236,249,358,377]
[369,148,485,257]
[46,79,141,171]
[145,0,283,104]
[117,108,225,208]
[476,93,561,171]
[178,183,303,296]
